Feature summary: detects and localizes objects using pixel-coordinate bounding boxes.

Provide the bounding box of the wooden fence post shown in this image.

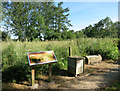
[49,63,52,82]
[69,46,72,56]
[31,67,35,86]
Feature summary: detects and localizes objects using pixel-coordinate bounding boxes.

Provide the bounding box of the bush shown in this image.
[2,38,119,82]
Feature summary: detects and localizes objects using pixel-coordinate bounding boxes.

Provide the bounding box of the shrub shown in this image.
[2,38,119,82]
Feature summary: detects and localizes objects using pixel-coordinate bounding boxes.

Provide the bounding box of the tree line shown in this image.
[78,17,119,38]
[1,2,119,41]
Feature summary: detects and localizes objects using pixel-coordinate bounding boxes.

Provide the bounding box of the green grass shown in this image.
[2,38,119,82]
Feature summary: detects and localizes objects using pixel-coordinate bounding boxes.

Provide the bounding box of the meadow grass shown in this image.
[2,38,119,82]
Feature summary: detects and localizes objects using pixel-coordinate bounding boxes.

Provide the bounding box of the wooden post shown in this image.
[69,46,72,56]
[31,67,35,86]
[49,63,52,82]
[83,59,85,73]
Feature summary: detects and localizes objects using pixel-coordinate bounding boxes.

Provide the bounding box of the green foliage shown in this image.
[75,30,86,38]
[78,38,119,60]
[2,63,31,82]
[1,31,10,41]
[82,17,119,38]
[2,38,119,82]
[2,2,72,41]
[2,2,119,41]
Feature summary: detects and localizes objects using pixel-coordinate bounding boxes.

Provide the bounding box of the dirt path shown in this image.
[56,61,119,89]
[2,61,120,90]
[37,61,120,89]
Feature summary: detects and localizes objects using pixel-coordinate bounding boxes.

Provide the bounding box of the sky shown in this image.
[61,2,118,31]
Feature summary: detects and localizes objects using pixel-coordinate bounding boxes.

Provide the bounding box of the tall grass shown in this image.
[2,38,119,82]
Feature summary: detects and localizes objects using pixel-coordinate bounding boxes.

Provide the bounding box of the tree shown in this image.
[81,17,118,38]
[27,2,45,41]
[40,2,56,40]
[112,21,119,38]
[1,31,10,41]
[41,2,72,40]
[2,2,72,41]
[61,30,76,39]
[75,30,86,38]
[2,2,30,41]
[53,2,72,40]
[83,25,93,37]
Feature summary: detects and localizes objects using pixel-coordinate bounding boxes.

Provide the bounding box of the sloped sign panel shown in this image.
[27,51,57,66]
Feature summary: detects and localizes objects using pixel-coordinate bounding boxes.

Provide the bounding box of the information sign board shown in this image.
[27,51,57,66]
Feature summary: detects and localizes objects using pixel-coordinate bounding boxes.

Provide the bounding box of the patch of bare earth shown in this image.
[2,61,120,90]
[56,61,119,89]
